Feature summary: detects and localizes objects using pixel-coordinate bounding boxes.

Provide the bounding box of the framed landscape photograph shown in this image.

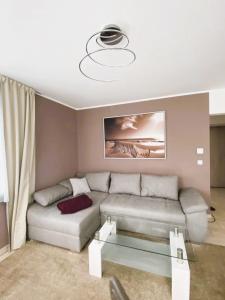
[104,111,166,159]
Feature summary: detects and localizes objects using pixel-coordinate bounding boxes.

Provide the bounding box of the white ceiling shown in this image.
[0,0,225,109]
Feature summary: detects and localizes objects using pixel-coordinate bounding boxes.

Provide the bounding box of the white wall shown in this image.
[209,89,225,115]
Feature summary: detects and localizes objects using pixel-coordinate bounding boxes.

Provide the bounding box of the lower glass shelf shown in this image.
[102,234,172,278]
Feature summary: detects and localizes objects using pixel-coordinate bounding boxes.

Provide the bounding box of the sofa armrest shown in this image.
[179,188,208,214]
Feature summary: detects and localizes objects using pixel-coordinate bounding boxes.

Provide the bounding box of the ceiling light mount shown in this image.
[79,25,136,82]
[99,25,123,46]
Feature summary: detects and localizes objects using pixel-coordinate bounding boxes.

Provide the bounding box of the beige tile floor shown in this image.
[205,188,225,246]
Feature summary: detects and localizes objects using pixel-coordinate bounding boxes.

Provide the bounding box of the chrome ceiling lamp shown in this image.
[79,25,136,82]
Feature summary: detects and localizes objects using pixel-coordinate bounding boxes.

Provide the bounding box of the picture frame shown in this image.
[103,111,166,159]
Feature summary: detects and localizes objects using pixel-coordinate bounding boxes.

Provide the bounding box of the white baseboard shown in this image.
[0,244,10,262]
[0,244,9,256]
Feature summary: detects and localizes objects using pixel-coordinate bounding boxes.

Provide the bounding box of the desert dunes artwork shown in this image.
[104,111,166,159]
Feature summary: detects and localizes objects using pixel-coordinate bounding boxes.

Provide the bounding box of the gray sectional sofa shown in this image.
[27,172,208,252]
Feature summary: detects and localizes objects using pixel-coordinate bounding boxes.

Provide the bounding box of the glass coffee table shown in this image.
[88,215,195,300]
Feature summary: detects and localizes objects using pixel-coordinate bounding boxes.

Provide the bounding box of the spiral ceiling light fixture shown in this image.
[79,25,136,82]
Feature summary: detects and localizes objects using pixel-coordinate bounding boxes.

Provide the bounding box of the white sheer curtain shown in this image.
[0,85,8,203]
[0,75,35,250]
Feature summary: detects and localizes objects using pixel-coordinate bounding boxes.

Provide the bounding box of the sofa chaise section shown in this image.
[27,190,108,252]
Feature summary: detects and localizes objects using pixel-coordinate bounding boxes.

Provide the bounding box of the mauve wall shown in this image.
[77,93,210,201]
[0,203,8,248]
[35,95,77,190]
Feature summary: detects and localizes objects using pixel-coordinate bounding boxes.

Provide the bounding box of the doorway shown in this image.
[210,126,225,187]
[206,115,225,246]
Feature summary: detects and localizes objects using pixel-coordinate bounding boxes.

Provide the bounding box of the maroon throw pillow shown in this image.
[57,194,92,214]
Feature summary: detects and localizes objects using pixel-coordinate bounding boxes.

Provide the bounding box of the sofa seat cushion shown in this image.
[27,191,108,236]
[100,194,185,225]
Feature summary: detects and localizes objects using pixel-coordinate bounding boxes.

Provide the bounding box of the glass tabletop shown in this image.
[93,214,196,263]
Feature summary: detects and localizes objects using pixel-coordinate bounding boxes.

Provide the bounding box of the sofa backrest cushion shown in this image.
[86,172,110,192]
[109,173,141,196]
[70,177,91,196]
[141,174,178,200]
[33,185,69,207]
[58,179,73,195]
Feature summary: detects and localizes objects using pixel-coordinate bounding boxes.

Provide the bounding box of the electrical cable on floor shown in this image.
[208,206,216,223]
[208,213,216,223]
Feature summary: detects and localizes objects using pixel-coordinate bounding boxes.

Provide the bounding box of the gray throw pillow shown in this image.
[109,173,141,196]
[33,185,69,207]
[86,172,110,192]
[141,174,178,200]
